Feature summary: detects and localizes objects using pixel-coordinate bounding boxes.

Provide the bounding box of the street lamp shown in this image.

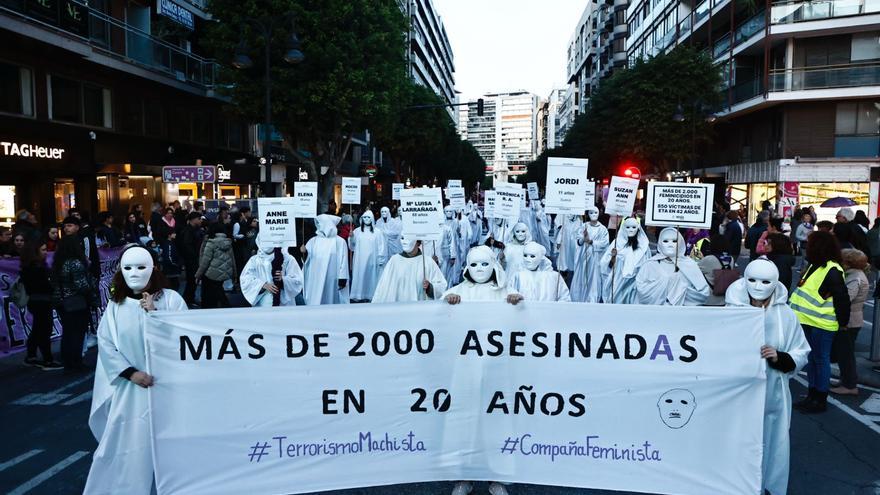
[233,14,304,197]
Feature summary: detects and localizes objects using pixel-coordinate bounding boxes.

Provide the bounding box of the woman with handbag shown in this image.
[52,235,97,371]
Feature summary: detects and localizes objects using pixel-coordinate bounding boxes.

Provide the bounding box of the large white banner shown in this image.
[292,182,318,218]
[399,188,443,241]
[256,197,297,247]
[605,176,640,217]
[646,182,715,229]
[147,303,766,495]
[342,177,362,205]
[545,157,588,212]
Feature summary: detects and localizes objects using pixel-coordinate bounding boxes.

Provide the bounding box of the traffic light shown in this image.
[621,164,641,180]
[477,98,484,117]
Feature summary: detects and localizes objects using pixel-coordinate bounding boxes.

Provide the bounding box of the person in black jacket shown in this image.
[722,210,743,259]
[178,212,204,307]
[745,211,769,260]
[765,233,795,291]
[20,240,61,370]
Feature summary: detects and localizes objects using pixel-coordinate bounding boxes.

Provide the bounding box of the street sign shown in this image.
[162,166,216,183]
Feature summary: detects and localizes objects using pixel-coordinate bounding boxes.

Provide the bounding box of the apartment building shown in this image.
[461,91,539,177]
[402,0,457,123]
[538,88,569,153]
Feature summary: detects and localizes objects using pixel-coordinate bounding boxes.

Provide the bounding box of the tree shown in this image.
[524,45,721,184]
[204,0,409,205]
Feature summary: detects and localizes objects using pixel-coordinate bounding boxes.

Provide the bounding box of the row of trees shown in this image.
[204,0,485,204]
[523,46,722,186]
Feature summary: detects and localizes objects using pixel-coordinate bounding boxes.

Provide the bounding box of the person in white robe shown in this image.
[555,214,583,275]
[348,210,387,302]
[600,217,650,304]
[454,209,472,279]
[636,227,710,306]
[372,234,447,303]
[528,201,553,255]
[501,222,532,277]
[467,200,482,247]
[510,242,570,301]
[570,207,610,303]
[301,214,349,305]
[86,246,187,495]
[726,259,810,495]
[240,234,303,307]
[441,206,462,286]
[376,206,403,256]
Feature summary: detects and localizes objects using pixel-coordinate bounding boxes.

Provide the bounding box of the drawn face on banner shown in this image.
[658,229,679,259]
[744,259,779,301]
[400,234,418,254]
[623,218,640,238]
[657,389,696,429]
[466,248,494,284]
[513,223,528,243]
[587,208,600,223]
[380,207,390,220]
[523,242,545,271]
[444,206,454,220]
[120,247,154,293]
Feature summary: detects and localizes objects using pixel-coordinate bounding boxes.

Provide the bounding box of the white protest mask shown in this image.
[522,242,545,271]
[444,205,454,220]
[587,208,600,223]
[380,207,391,220]
[657,389,697,429]
[120,246,154,293]
[400,234,418,254]
[744,259,779,302]
[623,218,640,238]
[466,246,495,284]
[513,223,529,243]
[361,211,374,226]
[657,228,682,259]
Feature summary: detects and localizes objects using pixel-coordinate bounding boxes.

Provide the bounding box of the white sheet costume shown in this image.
[502,222,532,277]
[570,208,610,303]
[372,235,447,303]
[303,214,349,305]
[636,227,710,306]
[443,245,518,302]
[725,260,810,495]
[555,214,583,272]
[240,235,304,307]
[453,210,473,281]
[467,201,482,247]
[377,206,403,257]
[349,211,387,301]
[86,247,187,495]
[600,217,650,304]
[528,201,553,255]
[441,206,462,286]
[510,242,570,301]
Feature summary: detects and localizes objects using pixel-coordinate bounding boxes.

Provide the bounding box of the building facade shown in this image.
[401,0,457,124]
[461,91,539,177]
[625,0,880,222]
[537,88,568,153]
[0,0,259,225]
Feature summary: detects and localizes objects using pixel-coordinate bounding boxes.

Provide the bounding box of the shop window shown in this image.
[144,101,165,137]
[54,181,76,223]
[0,62,33,117]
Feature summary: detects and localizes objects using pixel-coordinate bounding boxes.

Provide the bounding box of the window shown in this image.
[836,102,878,135]
[0,62,33,116]
[191,111,210,145]
[49,75,112,127]
[118,96,143,134]
[852,32,880,61]
[144,101,165,137]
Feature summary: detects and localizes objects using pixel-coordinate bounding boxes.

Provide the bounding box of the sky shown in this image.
[437,0,588,101]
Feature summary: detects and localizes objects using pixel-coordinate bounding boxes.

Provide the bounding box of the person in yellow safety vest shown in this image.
[789,231,851,414]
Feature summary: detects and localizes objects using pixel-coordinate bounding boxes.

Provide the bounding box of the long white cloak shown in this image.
[454,216,472,270]
[555,216,583,272]
[240,251,303,307]
[372,253,447,303]
[530,205,553,255]
[510,265,571,302]
[303,235,350,305]
[86,290,187,495]
[726,280,810,495]
[349,226,387,301]
[636,255,710,306]
[377,217,403,256]
[600,226,650,304]
[570,222,610,303]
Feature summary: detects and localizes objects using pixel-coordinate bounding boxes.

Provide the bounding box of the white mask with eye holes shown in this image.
[658,229,680,259]
[623,218,640,238]
[400,234,418,254]
[380,207,390,220]
[744,259,779,302]
[444,206,454,220]
[522,242,545,271]
[466,249,495,284]
[587,208,600,223]
[513,224,528,243]
[120,247,154,293]
[361,213,373,226]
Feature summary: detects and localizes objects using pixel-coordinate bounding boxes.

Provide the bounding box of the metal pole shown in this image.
[263,29,273,198]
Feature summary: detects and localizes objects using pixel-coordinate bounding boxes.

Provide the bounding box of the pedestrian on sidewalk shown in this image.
[831,248,869,396]
[20,240,62,370]
[791,231,850,414]
[194,223,235,309]
[52,235,98,371]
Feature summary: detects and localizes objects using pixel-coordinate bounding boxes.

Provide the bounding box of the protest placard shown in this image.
[605,176,639,217]
[392,183,404,201]
[257,197,297,246]
[545,157,588,211]
[342,178,362,205]
[645,182,715,229]
[447,186,466,210]
[484,191,496,219]
[585,180,596,209]
[447,179,462,188]
[527,182,540,201]
[292,182,318,218]
[494,183,522,220]
[398,188,443,241]
[148,303,766,495]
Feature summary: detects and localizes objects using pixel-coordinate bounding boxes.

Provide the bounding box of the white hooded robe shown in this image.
[349,220,387,301]
[509,257,571,302]
[636,229,710,306]
[726,279,810,495]
[303,215,350,305]
[555,215,583,272]
[570,221,610,303]
[377,209,403,256]
[501,222,532,277]
[85,290,187,495]
[372,252,447,303]
[600,222,650,304]
[240,248,303,307]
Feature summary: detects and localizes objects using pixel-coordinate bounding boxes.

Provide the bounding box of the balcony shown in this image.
[771,0,880,23]
[770,62,880,91]
[730,76,765,103]
[1,2,218,91]
[712,11,766,59]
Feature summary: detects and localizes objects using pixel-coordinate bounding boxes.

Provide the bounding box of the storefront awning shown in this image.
[726,159,874,184]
